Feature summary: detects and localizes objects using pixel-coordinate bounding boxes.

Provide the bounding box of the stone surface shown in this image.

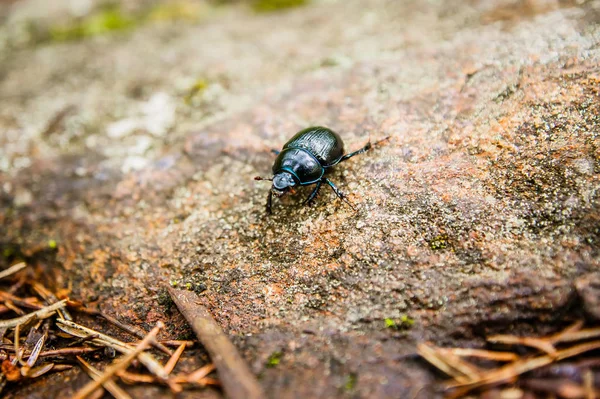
[1,0,600,397]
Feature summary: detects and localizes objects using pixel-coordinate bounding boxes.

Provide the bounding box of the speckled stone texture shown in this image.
[1,0,600,397]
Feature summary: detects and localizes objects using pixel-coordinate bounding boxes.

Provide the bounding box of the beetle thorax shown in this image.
[272,172,296,196]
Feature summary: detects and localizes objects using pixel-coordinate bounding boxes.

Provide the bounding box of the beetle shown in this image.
[255,126,388,214]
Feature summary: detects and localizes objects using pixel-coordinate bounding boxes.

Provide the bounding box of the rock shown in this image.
[576,273,600,321]
[1,0,600,398]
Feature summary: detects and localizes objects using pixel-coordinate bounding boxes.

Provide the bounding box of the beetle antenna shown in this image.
[254,176,273,181]
[372,135,391,147]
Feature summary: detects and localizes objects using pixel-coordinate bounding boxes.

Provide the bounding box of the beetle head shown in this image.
[271,172,296,197]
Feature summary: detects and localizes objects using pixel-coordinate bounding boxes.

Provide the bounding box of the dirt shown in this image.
[1,0,600,397]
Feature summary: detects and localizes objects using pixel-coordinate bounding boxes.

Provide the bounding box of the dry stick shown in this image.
[0,262,27,280]
[39,347,99,358]
[77,356,132,399]
[72,322,163,399]
[168,287,265,399]
[0,300,67,329]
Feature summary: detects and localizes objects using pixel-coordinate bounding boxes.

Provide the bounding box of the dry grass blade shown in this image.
[77,356,132,399]
[56,319,167,379]
[117,370,156,384]
[486,335,557,356]
[445,340,600,398]
[550,328,600,345]
[186,363,216,383]
[160,340,195,348]
[440,348,518,362]
[583,369,595,399]
[4,300,25,315]
[164,343,186,375]
[72,322,163,399]
[21,363,54,378]
[198,377,221,387]
[0,292,43,310]
[0,300,66,329]
[31,282,72,321]
[77,307,172,355]
[522,378,600,399]
[417,343,479,384]
[14,323,23,365]
[26,334,46,367]
[0,262,27,280]
[99,312,172,356]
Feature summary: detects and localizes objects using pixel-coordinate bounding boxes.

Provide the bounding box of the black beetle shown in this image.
[255,126,388,214]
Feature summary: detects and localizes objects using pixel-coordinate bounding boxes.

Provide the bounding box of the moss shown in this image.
[157,289,174,311]
[266,351,282,368]
[177,328,196,341]
[48,239,58,249]
[49,5,136,42]
[428,234,449,250]
[252,0,309,13]
[47,1,206,43]
[384,318,396,329]
[399,314,414,327]
[2,247,15,258]
[147,1,206,22]
[385,315,414,330]
[184,78,209,105]
[343,373,357,392]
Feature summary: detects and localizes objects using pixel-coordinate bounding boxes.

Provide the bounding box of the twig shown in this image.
[0,300,67,329]
[168,287,264,399]
[77,356,132,399]
[72,322,163,399]
[38,347,99,358]
[0,262,27,280]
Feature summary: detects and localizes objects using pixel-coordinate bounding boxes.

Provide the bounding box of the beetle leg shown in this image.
[323,178,356,212]
[266,190,273,214]
[338,136,390,163]
[303,180,323,206]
